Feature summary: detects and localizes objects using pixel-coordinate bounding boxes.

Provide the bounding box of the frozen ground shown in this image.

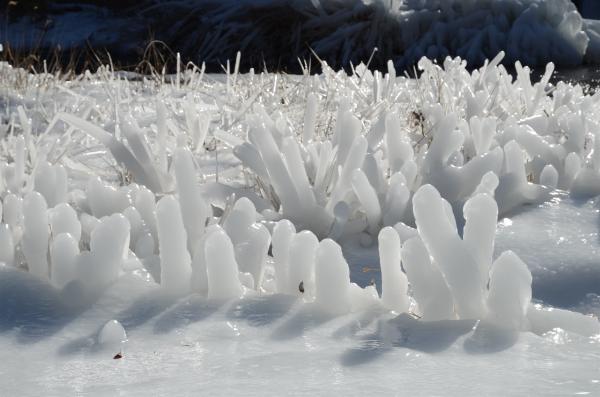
[3,52,600,395]
[1,265,600,396]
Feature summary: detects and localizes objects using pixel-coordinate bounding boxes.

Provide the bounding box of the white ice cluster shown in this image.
[235,52,600,237]
[1,51,600,337]
[390,0,591,67]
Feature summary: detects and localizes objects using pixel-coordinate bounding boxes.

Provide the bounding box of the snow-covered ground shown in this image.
[3,52,600,395]
[2,266,600,396]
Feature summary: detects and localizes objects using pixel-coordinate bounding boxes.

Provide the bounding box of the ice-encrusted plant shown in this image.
[1,52,600,339]
[233,52,600,241]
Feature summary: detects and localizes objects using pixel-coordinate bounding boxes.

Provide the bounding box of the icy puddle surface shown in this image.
[2,193,600,396]
[1,270,600,396]
[496,191,600,311]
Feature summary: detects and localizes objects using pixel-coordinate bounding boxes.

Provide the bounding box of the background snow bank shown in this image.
[3,0,600,72]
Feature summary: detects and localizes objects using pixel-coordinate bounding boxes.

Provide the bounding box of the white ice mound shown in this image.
[204,227,243,301]
[271,219,296,294]
[288,231,319,298]
[173,147,208,250]
[413,184,487,319]
[409,183,539,330]
[402,236,454,321]
[487,251,532,331]
[98,319,127,352]
[378,227,409,313]
[49,203,81,242]
[386,0,591,67]
[156,196,191,294]
[22,192,49,279]
[314,239,351,315]
[50,233,79,289]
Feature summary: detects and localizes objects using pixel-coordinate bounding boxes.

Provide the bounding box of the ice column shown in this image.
[49,203,81,242]
[288,230,319,297]
[271,219,296,293]
[50,233,79,289]
[156,196,191,293]
[413,184,486,319]
[235,223,270,289]
[173,147,208,250]
[90,214,130,286]
[314,239,351,314]
[463,192,498,288]
[378,227,409,313]
[0,224,14,266]
[402,236,454,320]
[487,251,532,330]
[351,169,382,235]
[22,192,49,278]
[204,227,243,300]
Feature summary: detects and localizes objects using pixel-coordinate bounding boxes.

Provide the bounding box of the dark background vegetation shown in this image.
[2,0,599,75]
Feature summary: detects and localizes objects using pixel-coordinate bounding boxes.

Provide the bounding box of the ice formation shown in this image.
[378,227,409,313]
[314,239,352,314]
[1,48,600,355]
[22,192,49,279]
[156,196,191,294]
[97,319,127,352]
[486,251,532,330]
[204,227,243,300]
